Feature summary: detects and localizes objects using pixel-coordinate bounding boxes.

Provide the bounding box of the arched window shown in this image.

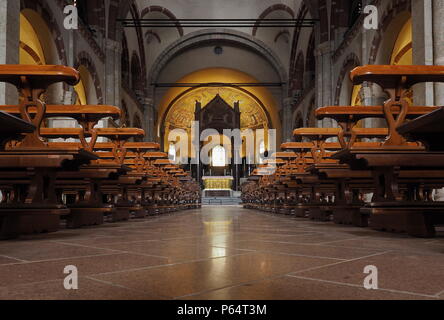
[212,146,226,167]
[168,143,176,162]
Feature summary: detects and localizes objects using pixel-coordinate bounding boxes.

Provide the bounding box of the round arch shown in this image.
[334,53,361,106]
[252,4,295,36]
[148,29,288,91]
[140,5,183,36]
[157,68,282,150]
[20,6,66,103]
[369,0,411,64]
[74,51,103,104]
[20,1,67,65]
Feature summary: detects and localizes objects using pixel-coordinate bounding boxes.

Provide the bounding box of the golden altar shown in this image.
[202,176,234,190]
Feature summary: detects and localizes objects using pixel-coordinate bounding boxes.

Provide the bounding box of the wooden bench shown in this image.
[292,128,394,223]
[0,65,102,238]
[397,106,444,151]
[332,65,444,237]
[1,104,121,151]
[41,122,146,226]
[0,64,197,238]
[315,106,437,148]
[0,111,35,148]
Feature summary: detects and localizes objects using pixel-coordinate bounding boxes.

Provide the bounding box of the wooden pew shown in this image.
[19,104,171,223]
[37,128,132,226]
[0,111,35,148]
[278,141,332,217]
[331,65,444,237]
[88,128,146,222]
[1,104,121,151]
[0,65,101,238]
[95,147,171,216]
[292,128,390,223]
[397,106,444,151]
[242,66,444,237]
[0,64,196,238]
[315,106,437,148]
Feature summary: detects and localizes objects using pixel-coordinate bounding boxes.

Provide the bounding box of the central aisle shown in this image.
[0,206,443,300]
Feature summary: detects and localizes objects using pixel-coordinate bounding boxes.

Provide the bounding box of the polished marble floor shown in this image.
[0,206,443,300]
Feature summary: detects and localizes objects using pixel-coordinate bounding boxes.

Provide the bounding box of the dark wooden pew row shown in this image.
[47,128,148,225]
[316,65,444,237]
[0,64,197,238]
[242,65,444,237]
[0,65,100,238]
[291,128,386,223]
[39,112,199,217]
[288,126,444,228]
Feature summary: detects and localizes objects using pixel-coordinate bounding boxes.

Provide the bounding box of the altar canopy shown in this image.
[193,95,242,192]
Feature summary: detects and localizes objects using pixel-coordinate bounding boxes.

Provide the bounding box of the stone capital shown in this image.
[315,42,331,56]
[106,39,121,52]
[283,97,293,108]
[142,98,154,106]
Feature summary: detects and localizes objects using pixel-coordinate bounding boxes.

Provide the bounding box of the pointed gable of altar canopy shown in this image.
[195,94,241,132]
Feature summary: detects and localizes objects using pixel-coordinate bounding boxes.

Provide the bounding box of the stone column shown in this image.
[282,98,293,142]
[361,83,387,128]
[105,38,121,107]
[0,0,19,105]
[412,0,435,106]
[432,0,444,201]
[433,0,444,105]
[232,140,242,191]
[315,41,333,128]
[412,0,444,200]
[142,97,155,142]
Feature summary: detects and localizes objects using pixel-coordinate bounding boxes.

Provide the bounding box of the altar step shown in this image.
[202,197,242,205]
[204,190,231,197]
